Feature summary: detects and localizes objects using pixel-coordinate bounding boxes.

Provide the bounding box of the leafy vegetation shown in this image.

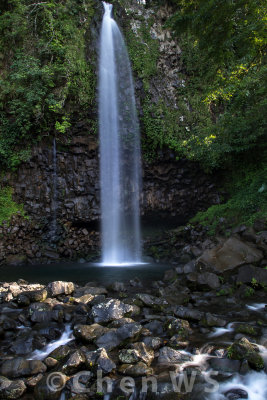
[143,0,267,169]
[126,18,159,90]
[191,164,267,234]
[139,0,266,229]
[0,0,96,168]
[0,187,25,224]
[0,0,266,229]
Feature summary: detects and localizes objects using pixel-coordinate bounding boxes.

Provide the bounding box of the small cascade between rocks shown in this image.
[29,325,73,360]
[99,2,142,266]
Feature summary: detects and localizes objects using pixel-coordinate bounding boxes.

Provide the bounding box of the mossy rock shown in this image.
[235,324,261,337]
[227,337,264,370]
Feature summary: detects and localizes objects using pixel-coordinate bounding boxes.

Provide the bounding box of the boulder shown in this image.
[197,272,220,290]
[144,320,164,336]
[61,350,85,375]
[237,264,267,285]
[136,293,168,308]
[183,260,196,274]
[73,294,94,304]
[25,373,43,388]
[197,237,263,272]
[44,357,58,368]
[166,318,192,339]
[109,281,126,292]
[227,337,264,370]
[73,323,109,342]
[83,286,107,295]
[224,388,248,400]
[19,289,47,303]
[92,299,139,323]
[157,347,192,366]
[97,348,116,373]
[96,322,142,351]
[0,376,26,399]
[47,281,74,297]
[109,317,135,328]
[173,306,204,321]
[203,313,226,327]
[30,309,63,323]
[143,336,164,350]
[10,333,37,355]
[119,361,153,377]
[48,345,72,361]
[119,342,154,366]
[130,342,154,365]
[34,373,67,400]
[0,358,47,379]
[16,294,30,307]
[157,285,190,306]
[82,348,116,373]
[118,349,139,364]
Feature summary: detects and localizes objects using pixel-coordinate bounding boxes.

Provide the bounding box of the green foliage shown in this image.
[245,287,255,298]
[126,15,159,90]
[142,97,185,161]
[168,0,266,61]
[0,0,96,168]
[55,116,71,134]
[236,324,258,336]
[191,164,267,234]
[142,0,267,169]
[0,186,25,225]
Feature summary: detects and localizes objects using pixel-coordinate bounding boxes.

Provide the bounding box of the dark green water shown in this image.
[0,261,171,285]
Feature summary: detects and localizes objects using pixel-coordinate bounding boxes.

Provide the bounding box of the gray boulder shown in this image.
[119,361,153,377]
[73,323,109,342]
[0,376,26,399]
[61,350,85,375]
[92,299,139,323]
[34,373,67,400]
[83,348,116,373]
[96,322,142,351]
[119,342,154,366]
[136,293,168,307]
[237,264,267,285]
[173,306,204,321]
[158,347,192,366]
[197,272,220,289]
[0,358,46,379]
[47,281,74,297]
[197,237,263,272]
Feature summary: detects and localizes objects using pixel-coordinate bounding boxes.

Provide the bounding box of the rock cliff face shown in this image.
[5,135,219,226]
[0,1,220,264]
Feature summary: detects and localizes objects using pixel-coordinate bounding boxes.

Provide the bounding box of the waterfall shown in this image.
[51,137,57,241]
[99,2,142,265]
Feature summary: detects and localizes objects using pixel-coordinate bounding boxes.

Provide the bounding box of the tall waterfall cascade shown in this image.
[51,137,57,242]
[99,2,142,265]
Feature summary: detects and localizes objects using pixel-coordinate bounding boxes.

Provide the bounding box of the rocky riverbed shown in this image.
[0,222,267,399]
[0,252,266,400]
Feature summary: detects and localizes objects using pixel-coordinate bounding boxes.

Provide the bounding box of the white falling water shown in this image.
[99,2,142,265]
[28,325,73,360]
[51,136,57,241]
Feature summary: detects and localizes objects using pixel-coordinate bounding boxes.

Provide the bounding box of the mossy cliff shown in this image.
[0,0,266,234]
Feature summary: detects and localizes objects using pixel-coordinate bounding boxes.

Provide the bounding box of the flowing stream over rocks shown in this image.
[0,271,266,400]
[29,325,73,361]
